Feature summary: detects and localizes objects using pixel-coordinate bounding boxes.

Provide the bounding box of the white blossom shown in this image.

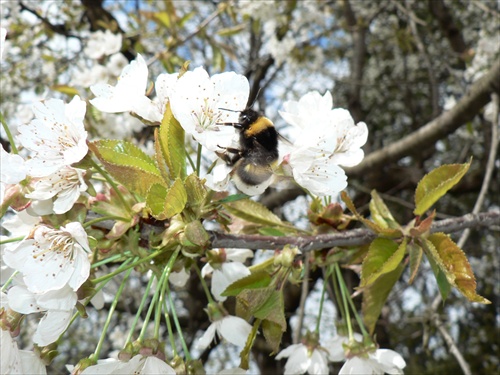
[84,30,122,59]
[170,67,249,151]
[279,91,368,196]
[90,54,176,123]
[339,349,406,375]
[25,166,87,214]
[196,315,252,350]
[0,144,26,184]
[3,222,91,293]
[18,96,88,177]
[81,354,176,375]
[202,248,253,301]
[7,284,76,346]
[275,343,329,375]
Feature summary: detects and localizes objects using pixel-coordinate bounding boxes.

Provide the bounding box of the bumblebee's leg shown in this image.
[216,146,243,166]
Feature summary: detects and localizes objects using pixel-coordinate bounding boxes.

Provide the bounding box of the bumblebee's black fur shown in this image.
[218,108,279,186]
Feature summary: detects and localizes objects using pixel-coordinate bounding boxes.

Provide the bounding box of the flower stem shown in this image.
[165,250,191,360]
[196,143,202,176]
[336,264,370,338]
[126,274,155,345]
[83,215,128,229]
[91,249,164,285]
[334,262,353,340]
[0,271,18,291]
[140,268,168,341]
[0,236,24,245]
[0,112,18,154]
[315,270,329,334]
[93,267,133,359]
[193,263,215,304]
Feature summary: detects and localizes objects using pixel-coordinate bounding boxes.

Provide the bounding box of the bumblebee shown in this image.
[217,108,280,195]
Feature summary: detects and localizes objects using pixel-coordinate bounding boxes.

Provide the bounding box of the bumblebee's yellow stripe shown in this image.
[244,116,274,137]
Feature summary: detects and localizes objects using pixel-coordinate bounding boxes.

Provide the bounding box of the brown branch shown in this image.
[347,59,500,177]
[208,211,499,251]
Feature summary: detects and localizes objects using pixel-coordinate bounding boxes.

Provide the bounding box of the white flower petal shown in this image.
[195,321,217,350]
[7,285,41,314]
[33,309,73,346]
[308,349,329,375]
[282,344,310,375]
[372,349,406,374]
[275,343,302,360]
[212,262,250,301]
[19,96,88,177]
[0,145,26,184]
[339,357,375,375]
[218,315,252,347]
[19,350,47,375]
[141,356,176,374]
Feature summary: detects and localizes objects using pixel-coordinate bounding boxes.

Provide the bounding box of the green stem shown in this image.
[315,271,329,334]
[337,264,370,338]
[165,251,191,360]
[92,249,164,285]
[83,215,128,229]
[0,112,18,154]
[194,263,215,304]
[125,275,156,345]
[331,264,346,324]
[335,262,353,340]
[0,236,24,245]
[93,267,133,359]
[159,267,177,356]
[0,271,18,292]
[89,158,130,211]
[91,252,131,268]
[139,270,167,341]
[196,143,202,176]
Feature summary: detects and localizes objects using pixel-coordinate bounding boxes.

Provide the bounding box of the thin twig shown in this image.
[457,94,499,248]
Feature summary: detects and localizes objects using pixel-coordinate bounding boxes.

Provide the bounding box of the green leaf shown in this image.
[408,242,423,284]
[184,173,207,210]
[157,102,186,180]
[426,246,451,301]
[427,233,490,304]
[361,238,407,287]
[239,319,261,370]
[89,140,164,197]
[223,199,285,227]
[222,271,272,297]
[146,178,187,220]
[146,183,169,219]
[414,160,471,216]
[217,193,249,203]
[362,263,405,335]
[369,190,400,229]
[237,287,286,331]
[262,320,283,355]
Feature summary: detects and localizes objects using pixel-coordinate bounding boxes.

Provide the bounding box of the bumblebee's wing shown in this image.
[277,132,293,146]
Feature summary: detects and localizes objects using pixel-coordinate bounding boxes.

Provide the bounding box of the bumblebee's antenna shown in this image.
[218,107,240,113]
[247,87,262,109]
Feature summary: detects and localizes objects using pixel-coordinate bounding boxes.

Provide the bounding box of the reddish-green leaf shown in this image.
[89,140,164,197]
[414,160,471,216]
[408,242,423,284]
[361,238,407,287]
[427,233,490,304]
[362,263,405,335]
